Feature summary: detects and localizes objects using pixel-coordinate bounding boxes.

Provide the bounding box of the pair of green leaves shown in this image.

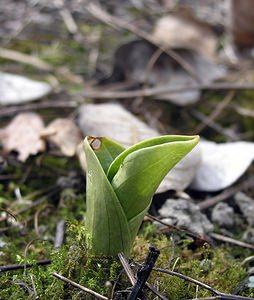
[84,135,199,256]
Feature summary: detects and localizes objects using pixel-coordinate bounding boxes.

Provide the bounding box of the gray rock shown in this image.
[211,202,234,228]
[235,192,254,226]
[157,198,213,236]
[242,228,254,244]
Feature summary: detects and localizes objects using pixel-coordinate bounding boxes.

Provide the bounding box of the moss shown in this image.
[0,221,252,299]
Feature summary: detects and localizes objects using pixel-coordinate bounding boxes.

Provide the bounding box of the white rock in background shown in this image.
[0,72,52,105]
[78,103,201,193]
[191,140,254,192]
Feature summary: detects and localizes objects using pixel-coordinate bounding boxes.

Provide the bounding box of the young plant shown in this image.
[84,135,199,256]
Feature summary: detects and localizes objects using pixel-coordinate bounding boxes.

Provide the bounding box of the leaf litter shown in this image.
[0,112,45,161]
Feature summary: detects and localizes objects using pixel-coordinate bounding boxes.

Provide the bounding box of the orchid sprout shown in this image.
[84,135,199,256]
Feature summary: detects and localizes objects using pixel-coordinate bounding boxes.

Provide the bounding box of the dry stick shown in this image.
[0,47,83,84]
[118,253,168,300]
[234,105,254,118]
[85,2,200,82]
[241,255,254,267]
[0,260,51,272]
[210,233,254,250]
[0,47,52,71]
[118,253,136,286]
[151,268,254,300]
[0,188,59,223]
[146,214,209,244]
[190,109,238,141]
[195,90,235,133]
[198,175,254,210]
[52,272,110,300]
[54,0,86,46]
[54,0,78,35]
[0,100,79,118]
[80,82,254,100]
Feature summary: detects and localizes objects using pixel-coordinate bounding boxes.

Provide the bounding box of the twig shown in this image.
[0,188,59,223]
[210,233,254,250]
[52,272,110,300]
[54,0,78,35]
[0,99,79,118]
[0,47,52,71]
[195,90,235,133]
[0,259,51,272]
[234,105,254,118]
[85,2,200,81]
[0,47,83,83]
[118,253,168,300]
[128,247,160,300]
[241,255,254,267]
[80,82,254,100]
[146,214,209,244]
[190,109,238,141]
[118,252,136,286]
[198,175,254,210]
[152,268,254,300]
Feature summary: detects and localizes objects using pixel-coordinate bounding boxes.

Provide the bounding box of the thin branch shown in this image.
[190,109,239,141]
[118,252,136,286]
[52,272,110,300]
[210,233,254,250]
[0,99,79,118]
[195,90,235,133]
[80,82,254,100]
[0,259,51,272]
[146,214,209,244]
[118,253,168,300]
[198,175,254,210]
[0,47,52,71]
[151,268,254,300]
[0,47,83,83]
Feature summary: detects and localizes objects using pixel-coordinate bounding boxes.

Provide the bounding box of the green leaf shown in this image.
[84,135,199,256]
[84,137,131,256]
[110,135,199,221]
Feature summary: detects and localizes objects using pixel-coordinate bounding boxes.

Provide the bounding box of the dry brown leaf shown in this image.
[0,112,45,161]
[152,13,217,58]
[78,103,201,193]
[41,118,83,157]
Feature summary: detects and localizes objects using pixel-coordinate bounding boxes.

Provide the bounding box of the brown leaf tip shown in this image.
[88,136,102,150]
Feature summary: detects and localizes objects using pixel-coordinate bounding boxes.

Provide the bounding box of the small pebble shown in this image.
[211,202,234,228]
[156,198,213,236]
[235,192,254,226]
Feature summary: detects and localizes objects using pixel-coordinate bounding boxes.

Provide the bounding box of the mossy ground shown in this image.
[0,154,253,299]
[0,216,253,299]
